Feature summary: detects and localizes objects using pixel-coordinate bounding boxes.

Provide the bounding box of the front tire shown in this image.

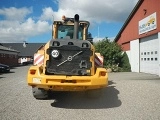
[32,87,49,100]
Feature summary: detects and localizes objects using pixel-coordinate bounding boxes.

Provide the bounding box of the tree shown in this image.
[94,37,131,72]
[119,52,131,72]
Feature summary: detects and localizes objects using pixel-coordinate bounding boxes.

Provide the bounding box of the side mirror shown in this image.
[87,38,93,44]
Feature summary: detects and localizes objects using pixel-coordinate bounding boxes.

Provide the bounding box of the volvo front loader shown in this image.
[27,14,108,99]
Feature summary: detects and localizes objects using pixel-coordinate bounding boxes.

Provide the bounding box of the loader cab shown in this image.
[52,15,90,40]
[57,25,83,39]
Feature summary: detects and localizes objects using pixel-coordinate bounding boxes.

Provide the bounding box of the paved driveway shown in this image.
[0,66,160,120]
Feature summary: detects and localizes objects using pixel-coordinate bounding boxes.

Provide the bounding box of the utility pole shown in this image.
[98,26,99,38]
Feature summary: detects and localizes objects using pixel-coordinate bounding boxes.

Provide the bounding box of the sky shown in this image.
[0,0,139,43]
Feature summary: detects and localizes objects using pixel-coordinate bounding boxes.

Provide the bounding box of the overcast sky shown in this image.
[0,0,138,43]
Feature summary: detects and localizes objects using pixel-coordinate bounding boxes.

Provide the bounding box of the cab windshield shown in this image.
[58,25,83,40]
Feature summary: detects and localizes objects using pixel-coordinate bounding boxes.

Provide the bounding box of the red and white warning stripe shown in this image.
[34,54,44,65]
[33,53,103,67]
[95,54,104,67]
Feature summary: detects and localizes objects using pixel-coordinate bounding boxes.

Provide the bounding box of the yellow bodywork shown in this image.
[27,65,108,91]
[27,15,108,92]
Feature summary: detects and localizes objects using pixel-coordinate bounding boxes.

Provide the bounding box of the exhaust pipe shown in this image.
[73,14,79,39]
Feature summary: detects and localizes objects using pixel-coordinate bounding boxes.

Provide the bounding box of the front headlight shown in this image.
[51,49,60,58]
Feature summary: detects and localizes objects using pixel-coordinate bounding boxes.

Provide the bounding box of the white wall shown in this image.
[130,39,140,72]
[20,58,27,63]
[126,50,131,64]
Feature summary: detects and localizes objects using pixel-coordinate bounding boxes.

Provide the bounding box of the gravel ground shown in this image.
[0,66,160,120]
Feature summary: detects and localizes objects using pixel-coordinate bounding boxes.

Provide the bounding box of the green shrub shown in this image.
[94,37,131,72]
[119,52,131,72]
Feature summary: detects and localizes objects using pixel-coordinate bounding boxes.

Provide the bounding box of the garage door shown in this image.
[140,34,159,75]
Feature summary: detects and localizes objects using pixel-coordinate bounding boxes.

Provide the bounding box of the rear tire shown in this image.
[32,87,49,100]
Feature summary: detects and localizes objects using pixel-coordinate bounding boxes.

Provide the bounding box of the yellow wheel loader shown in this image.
[27,14,108,99]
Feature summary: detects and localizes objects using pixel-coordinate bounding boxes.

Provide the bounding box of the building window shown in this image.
[155,51,157,54]
[9,54,13,58]
[155,58,158,61]
[1,54,6,57]
[144,52,146,55]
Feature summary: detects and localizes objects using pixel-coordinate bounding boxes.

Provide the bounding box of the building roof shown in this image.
[0,44,19,53]
[2,43,45,57]
[114,0,144,42]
